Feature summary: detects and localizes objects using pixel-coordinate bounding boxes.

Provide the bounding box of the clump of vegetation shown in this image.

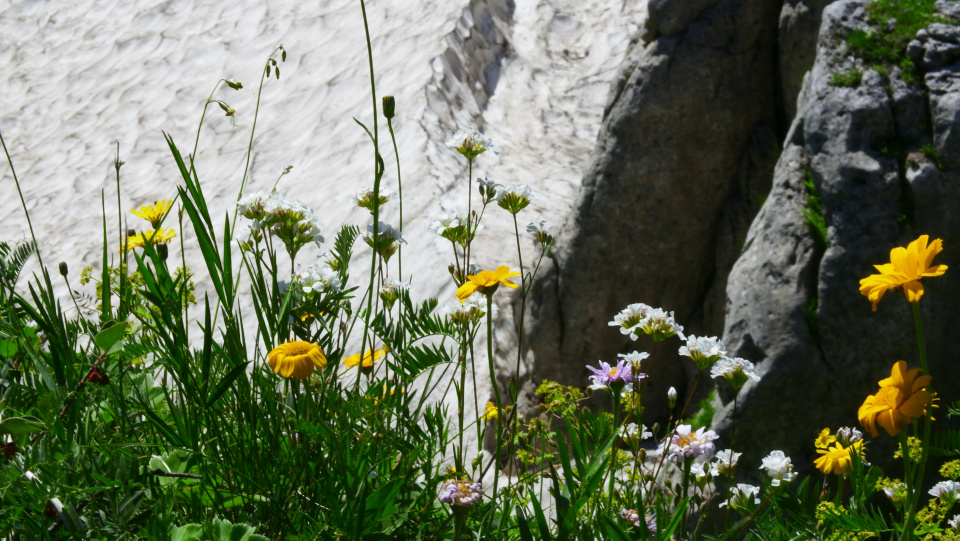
[919,144,944,169]
[801,166,829,250]
[829,69,864,87]
[845,0,949,84]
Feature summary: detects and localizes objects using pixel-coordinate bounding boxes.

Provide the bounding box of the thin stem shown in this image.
[0,131,45,270]
[465,160,473,273]
[387,117,402,281]
[902,302,934,540]
[678,371,703,421]
[486,294,504,499]
[609,388,622,507]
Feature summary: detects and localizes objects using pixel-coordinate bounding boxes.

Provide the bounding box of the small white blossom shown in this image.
[720,484,760,509]
[609,303,653,335]
[620,423,652,441]
[355,186,397,211]
[445,126,498,158]
[679,335,727,370]
[759,450,796,486]
[710,357,761,389]
[443,293,496,324]
[929,480,960,500]
[660,424,717,462]
[634,308,685,342]
[690,461,712,480]
[948,515,960,530]
[713,449,742,475]
[836,426,863,446]
[293,258,341,295]
[526,219,552,234]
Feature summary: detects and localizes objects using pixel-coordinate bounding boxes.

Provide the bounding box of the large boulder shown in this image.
[521,0,783,421]
[716,0,960,473]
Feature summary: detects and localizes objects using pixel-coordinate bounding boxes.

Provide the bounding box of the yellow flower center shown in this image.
[876,386,904,408]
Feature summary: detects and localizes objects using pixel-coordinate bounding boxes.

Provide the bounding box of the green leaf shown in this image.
[169,523,203,541]
[94,321,128,351]
[0,338,18,357]
[205,362,249,408]
[0,416,44,435]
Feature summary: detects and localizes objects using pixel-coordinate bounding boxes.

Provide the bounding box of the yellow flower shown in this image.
[814,428,836,449]
[268,341,327,379]
[131,199,173,228]
[859,235,947,311]
[455,265,521,302]
[482,402,498,420]
[343,347,388,371]
[858,361,931,437]
[814,440,865,475]
[122,228,177,252]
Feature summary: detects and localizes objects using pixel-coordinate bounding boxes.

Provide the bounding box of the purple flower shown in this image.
[439,479,483,507]
[587,360,633,391]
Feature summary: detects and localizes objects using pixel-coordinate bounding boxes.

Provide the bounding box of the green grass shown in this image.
[801,166,829,250]
[844,0,951,84]
[829,69,864,87]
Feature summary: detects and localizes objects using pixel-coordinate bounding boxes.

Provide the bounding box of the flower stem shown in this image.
[387,116,403,281]
[609,387,622,508]
[487,294,504,499]
[901,302,934,541]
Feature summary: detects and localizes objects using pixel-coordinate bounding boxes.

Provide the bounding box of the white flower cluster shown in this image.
[443,293,496,324]
[292,258,341,296]
[609,303,685,342]
[759,450,796,486]
[929,480,960,500]
[679,335,727,370]
[710,357,761,389]
[236,190,324,251]
[720,483,760,509]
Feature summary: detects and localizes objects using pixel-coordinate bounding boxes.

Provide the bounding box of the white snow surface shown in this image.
[1,0,646,468]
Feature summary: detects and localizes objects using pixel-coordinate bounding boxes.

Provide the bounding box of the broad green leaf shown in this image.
[94,321,127,351]
[0,416,44,435]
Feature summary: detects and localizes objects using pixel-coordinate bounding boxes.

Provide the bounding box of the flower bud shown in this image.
[225,79,243,90]
[58,262,68,277]
[382,95,395,119]
[667,387,678,409]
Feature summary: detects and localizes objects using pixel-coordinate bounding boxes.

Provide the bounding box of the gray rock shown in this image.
[522,0,782,422]
[717,0,960,474]
[779,0,834,123]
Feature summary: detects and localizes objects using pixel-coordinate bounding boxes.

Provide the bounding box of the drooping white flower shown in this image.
[679,335,727,370]
[759,450,796,486]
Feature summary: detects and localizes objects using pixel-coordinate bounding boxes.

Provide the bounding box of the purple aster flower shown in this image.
[587,359,634,392]
[439,478,483,507]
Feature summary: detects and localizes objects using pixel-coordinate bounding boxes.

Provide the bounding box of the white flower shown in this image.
[445,126,498,158]
[526,219,552,234]
[476,177,504,201]
[679,335,727,370]
[366,222,405,243]
[609,303,653,335]
[660,424,717,462]
[720,484,760,509]
[620,423,652,441]
[439,479,483,507]
[293,259,341,295]
[690,461,712,480]
[355,186,397,211]
[634,308,685,342]
[836,426,863,446]
[948,514,960,530]
[427,210,462,236]
[710,357,761,389]
[443,293,496,323]
[713,449,741,475]
[759,450,796,486]
[929,480,960,500]
[618,350,650,376]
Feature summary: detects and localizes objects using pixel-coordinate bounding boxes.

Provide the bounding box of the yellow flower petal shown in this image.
[267,341,326,380]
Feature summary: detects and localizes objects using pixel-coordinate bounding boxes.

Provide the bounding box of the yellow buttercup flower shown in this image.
[455,265,521,302]
[859,235,947,311]
[131,199,173,228]
[482,402,498,420]
[858,361,931,438]
[268,341,327,379]
[343,347,388,371]
[814,440,865,475]
[122,228,177,252]
[814,428,836,449]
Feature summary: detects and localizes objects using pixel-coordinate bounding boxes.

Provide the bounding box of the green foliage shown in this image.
[844,0,949,84]
[801,166,829,250]
[829,69,864,87]
[806,295,821,337]
[920,144,944,169]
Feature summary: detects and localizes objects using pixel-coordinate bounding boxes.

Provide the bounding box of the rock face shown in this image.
[521,0,783,420]
[717,0,960,472]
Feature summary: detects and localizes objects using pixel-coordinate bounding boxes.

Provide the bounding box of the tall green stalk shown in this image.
[900,302,933,540]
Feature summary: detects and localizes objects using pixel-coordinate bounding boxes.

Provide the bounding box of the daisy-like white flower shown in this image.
[713,449,742,475]
[620,423,653,441]
[679,335,727,371]
[497,183,534,214]
[445,127,497,160]
[355,186,397,212]
[759,450,796,486]
[609,303,653,336]
[634,308,685,342]
[929,480,960,500]
[586,359,634,392]
[720,484,760,510]
[439,478,483,507]
[662,424,718,462]
[710,357,761,390]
